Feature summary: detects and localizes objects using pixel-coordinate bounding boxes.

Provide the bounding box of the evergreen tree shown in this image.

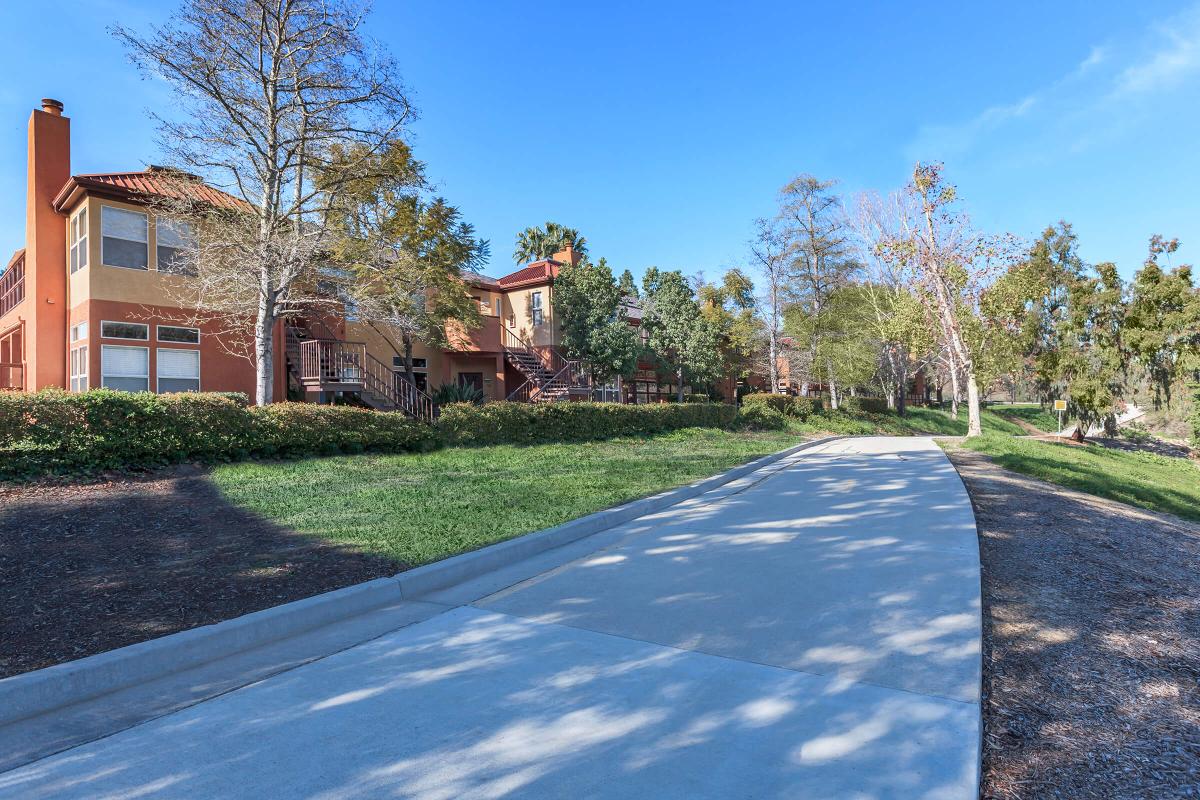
[551,258,641,383]
[642,269,724,401]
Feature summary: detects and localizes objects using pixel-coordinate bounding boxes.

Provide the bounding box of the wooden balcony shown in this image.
[299,339,367,387]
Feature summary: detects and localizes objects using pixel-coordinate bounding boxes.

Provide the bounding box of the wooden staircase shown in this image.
[284,318,436,421]
[502,326,581,403]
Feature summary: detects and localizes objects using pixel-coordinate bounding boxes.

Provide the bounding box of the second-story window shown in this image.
[70,208,88,273]
[102,207,149,270]
[531,291,543,326]
[101,320,149,340]
[156,218,195,274]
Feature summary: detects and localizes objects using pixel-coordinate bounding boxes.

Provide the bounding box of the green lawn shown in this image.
[790,406,1024,437]
[210,428,803,566]
[954,432,1200,522]
[988,403,1063,432]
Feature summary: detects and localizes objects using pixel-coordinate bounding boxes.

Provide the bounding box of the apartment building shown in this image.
[1,98,681,416]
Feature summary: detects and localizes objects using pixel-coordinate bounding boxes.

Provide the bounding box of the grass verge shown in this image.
[949,432,1200,522]
[211,427,804,566]
[987,403,1063,432]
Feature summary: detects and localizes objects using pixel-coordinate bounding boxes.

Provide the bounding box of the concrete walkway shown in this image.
[0,437,981,799]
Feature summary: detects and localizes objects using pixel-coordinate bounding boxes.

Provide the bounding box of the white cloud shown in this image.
[1111,6,1200,96]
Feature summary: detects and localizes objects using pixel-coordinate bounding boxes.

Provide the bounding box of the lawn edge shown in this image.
[0,435,840,728]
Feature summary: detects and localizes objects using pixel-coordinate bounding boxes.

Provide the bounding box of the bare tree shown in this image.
[114,0,413,404]
[886,164,1013,437]
[776,175,860,407]
[749,218,790,393]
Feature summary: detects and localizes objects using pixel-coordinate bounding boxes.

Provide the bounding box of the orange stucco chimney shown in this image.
[552,243,581,266]
[24,98,70,389]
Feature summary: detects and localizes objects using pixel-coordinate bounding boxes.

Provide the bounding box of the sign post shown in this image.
[1053,399,1067,436]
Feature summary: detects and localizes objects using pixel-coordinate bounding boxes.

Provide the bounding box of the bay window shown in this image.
[102,206,148,270]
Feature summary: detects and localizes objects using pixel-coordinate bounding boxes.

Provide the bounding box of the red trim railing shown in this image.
[0,259,24,318]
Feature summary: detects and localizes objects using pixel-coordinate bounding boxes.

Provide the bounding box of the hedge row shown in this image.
[0,391,739,478]
[836,396,890,415]
[438,401,737,446]
[0,390,438,478]
[741,393,823,419]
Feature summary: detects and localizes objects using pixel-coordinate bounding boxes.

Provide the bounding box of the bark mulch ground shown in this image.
[0,467,397,679]
[947,447,1200,800]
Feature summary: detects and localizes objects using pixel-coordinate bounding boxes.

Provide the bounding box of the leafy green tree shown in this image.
[642,269,724,401]
[327,143,488,386]
[512,222,587,264]
[1061,262,1126,438]
[1125,236,1200,409]
[617,269,640,299]
[698,269,761,388]
[552,257,642,384]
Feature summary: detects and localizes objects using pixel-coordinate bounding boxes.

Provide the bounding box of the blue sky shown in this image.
[2,0,1198,282]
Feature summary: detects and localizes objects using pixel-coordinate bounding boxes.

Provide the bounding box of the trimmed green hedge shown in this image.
[0,391,739,478]
[742,392,823,420]
[0,390,438,478]
[735,404,788,431]
[838,396,889,415]
[437,401,737,447]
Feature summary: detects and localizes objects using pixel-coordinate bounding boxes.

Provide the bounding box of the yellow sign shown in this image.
[1053,399,1067,411]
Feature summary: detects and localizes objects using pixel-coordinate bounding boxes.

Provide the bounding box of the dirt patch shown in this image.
[946,448,1200,799]
[0,467,397,679]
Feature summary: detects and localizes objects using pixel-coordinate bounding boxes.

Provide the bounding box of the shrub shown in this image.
[790,396,822,419]
[741,392,793,415]
[0,390,438,479]
[838,396,890,415]
[431,382,485,405]
[734,404,787,431]
[683,393,712,403]
[249,403,440,458]
[1191,382,1200,449]
[437,401,737,447]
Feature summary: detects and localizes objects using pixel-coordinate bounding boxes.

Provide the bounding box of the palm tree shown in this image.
[513,221,588,263]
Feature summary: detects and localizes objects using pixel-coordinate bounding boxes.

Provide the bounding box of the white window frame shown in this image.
[101,205,149,270]
[156,324,200,344]
[155,217,194,274]
[156,347,201,393]
[69,345,88,392]
[70,321,87,343]
[70,207,88,274]
[100,320,149,341]
[100,345,149,391]
[531,291,544,326]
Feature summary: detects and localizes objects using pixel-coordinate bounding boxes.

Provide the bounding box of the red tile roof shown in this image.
[497,259,560,289]
[53,167,248,212]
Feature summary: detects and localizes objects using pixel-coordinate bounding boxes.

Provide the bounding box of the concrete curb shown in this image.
[0,435,838,728]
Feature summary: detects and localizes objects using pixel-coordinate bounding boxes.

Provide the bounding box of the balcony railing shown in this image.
[300,339,366,384]
[0,258,25,318]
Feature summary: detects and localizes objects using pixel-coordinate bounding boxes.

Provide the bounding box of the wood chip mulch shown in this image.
[0,467,398,679]
[947,448,1200,800]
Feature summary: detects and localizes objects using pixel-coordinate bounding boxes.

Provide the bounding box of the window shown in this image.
[69,346,88,392]
[531,291,544,326]
[494,298,501,317]
[70,208,88,273]
[392,357,428,370]
[156,218,194,274]
[157,325,200,344]
[101,345,148,391]
[101,206,148,269]
[70,321,87,343]
[157,348,200,393]
[101,320,149,340]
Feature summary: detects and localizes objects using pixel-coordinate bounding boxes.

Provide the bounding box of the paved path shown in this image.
[0,437,981,799]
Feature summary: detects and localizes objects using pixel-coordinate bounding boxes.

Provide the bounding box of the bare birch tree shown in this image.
[114,0,413,404]
[749,218,791,393]
[776,175,860,407]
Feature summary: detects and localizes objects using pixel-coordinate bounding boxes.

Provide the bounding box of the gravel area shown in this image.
[0,468,396,679]
[947,447,1200,799]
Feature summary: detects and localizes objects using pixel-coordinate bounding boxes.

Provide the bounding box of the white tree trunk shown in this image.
[827,359,839,411]
[965,369,982,437]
